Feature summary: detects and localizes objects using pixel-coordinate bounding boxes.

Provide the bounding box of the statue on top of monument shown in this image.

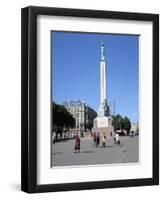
[101,41,105,61]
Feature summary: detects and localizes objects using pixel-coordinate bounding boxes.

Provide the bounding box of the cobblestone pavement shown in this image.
[51,136,139,167]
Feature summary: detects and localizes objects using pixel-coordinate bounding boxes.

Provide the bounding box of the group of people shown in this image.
[74,132,107,153]
[74,132,121,153]
[91,132,107,148]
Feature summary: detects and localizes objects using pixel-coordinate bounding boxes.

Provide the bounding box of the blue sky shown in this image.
[52,31,139,123]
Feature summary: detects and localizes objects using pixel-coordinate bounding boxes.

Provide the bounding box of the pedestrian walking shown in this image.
[115,133,120,145]
[102,133,107,147]
[96,132,100,147]
[52,134,56,144]
[93,132,97,148]
[74,133,80,153]
[113,132,116,144]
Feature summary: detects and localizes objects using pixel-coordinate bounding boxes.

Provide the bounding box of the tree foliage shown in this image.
[112,114,123,130]
[112,114,131,134]
[123,116,131,133]
[52,102,75,137]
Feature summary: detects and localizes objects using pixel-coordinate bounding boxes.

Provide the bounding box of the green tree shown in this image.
[123,116,131,134]
[112,115,131,134]
[52,102,75,138]
[112,114,123,131]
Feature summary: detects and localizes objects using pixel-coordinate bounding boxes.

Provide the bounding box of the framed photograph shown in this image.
[21,6,159,193]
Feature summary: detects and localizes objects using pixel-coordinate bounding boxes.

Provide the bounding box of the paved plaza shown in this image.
[51,136,139,167]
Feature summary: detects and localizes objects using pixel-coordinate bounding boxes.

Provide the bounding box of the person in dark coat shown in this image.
[96,132,100,147]
[74,133,80,153]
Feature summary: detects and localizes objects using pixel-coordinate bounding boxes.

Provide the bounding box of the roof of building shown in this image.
[62,100,97,114]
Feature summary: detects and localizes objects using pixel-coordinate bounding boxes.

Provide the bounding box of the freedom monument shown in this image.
[92,42,114,138]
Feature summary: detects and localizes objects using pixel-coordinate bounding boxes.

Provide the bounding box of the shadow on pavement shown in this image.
[52,152,63,155]
[81,150,94,153]
[98,145,125,148]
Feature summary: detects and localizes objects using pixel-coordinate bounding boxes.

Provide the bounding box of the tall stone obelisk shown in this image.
[92,42,113,138]
[99,42,109,117]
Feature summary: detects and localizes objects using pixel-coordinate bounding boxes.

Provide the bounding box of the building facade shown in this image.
[62,100,97,137]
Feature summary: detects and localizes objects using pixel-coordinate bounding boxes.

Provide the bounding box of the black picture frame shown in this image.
[21,6,159,193]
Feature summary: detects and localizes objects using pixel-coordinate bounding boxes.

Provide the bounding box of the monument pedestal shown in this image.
[92,116,114,138]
